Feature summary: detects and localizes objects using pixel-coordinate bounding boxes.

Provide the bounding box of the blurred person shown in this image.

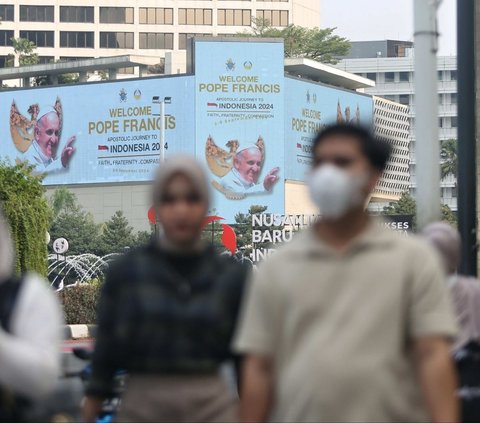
[221,145,279,195]
[24,111,76,173]
[0,211,63,422]
[234,124,459,423]
[83,156,248,423]
[423,222,480,422]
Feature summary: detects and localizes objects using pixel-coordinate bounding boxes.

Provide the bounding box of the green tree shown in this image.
[440,139,457,180]
[133,229,154,246]
[233,205,269,257]
[8,37,39,67]
[382,191,457,229]
[49,188,77,221]
[239,20,351,64]
[49,206,102,256]
[100,210,135,255]
[0,161,50,276]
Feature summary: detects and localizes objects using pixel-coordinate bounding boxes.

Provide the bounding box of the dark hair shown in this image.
[312,123,392,171]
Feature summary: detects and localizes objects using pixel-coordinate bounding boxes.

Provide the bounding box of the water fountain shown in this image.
[48,253,121,290]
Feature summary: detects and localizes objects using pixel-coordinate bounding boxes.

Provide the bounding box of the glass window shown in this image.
[384,72,395,82]
[438,70,444,81]
[439,117,444,128]
[0,5,14,21]
[139,33,174,50]
[59,31,94,48]
[399,94,410,105]
[19,6,54,22]
[178,8,212,25]
[450,70,457,81]
[366,72,377,82]
[399,71,410,82]
[178,33,209,50]
[451,116,458,128]
[451,93,457,104]
[218,9,251,25]
[0,30,13,46]
[100,32,134,49]
[99,7,134,24]
[60,7,94,23]
[438,94,444,104]
[19,30,54,47]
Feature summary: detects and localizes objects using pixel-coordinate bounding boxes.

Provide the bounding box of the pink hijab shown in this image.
[423,222,480,351]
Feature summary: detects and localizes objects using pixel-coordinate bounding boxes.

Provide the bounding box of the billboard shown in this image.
[194,39,285,222]
[1,76,195,185]
[285,77,374,182]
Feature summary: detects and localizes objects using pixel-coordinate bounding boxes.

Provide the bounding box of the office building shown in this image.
[337,41,458,210]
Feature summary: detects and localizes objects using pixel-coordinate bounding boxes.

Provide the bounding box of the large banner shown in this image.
[194,39,285,222]
[285,77,374,182]
[1,76,195,185]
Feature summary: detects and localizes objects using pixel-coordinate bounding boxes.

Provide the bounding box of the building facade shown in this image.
[337,46,458,210]
[0,0,320,71]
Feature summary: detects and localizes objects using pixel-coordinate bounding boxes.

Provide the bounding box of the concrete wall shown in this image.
[46,182,152,232]
[292,0,321,28]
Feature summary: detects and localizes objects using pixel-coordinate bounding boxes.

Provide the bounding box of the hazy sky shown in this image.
[321,0,457,56]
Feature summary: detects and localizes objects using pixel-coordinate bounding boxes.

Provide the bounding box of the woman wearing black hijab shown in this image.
[83,156,248,422]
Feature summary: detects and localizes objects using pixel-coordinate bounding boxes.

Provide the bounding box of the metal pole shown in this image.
[160,100,165,163]
[457,0,477,275]
[414,0,441,229]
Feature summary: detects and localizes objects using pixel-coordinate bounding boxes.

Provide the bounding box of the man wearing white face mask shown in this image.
[234,124,459,423]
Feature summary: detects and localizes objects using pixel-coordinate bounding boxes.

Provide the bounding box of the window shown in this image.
[451,116,458,128]
[59,31,94,48]
[100,32,134,49]
[399,71,410,82]
[19,30,54,47]
[438,94,444,104]
[384,72,395,82]
[60,7,94,23]
[0,30,13,46]
[179,33,209,50]
[0,55,11,67]
[38,56,54,64]
[0,5,14,21]
[383,95,396,101]
[59,56,94,62]
[256,10,288,26]
[450,70,457,81]
[100,7,134,24]
[178,9,212,25]
[218,9,251,26]
[399,94,410,105]
[139,32,174,50]
[438,70,444,81]
[451,93,457,104]
[20,5,54,22]
[439,117,444,128]
[452,186,458,197]
[139,8,173,24]
[366,72,377,82]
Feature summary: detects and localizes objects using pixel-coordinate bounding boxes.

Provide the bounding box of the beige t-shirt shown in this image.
[233,220,457,423]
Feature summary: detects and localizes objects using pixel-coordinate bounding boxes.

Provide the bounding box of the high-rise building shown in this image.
[336,41,458,210]
[0,1,320,71]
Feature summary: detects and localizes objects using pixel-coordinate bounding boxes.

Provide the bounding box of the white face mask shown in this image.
[307,164,367,219]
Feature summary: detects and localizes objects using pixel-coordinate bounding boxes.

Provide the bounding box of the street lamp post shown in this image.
[152,96,172,237]
[152,96,172,163]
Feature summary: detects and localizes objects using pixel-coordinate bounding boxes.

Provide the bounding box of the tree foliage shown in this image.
[239,19,351,64]
[382,191,457,229]
[440,139,457,180]
[0,161,50,276]
[233,205,271,257]
[100,210,136,255]
[49,204,103,256]
[8,37,39,67]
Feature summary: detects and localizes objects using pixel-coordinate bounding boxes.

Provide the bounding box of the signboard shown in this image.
[1,76,195,185]
[194,39,285,222]
[53,237,69,254]
[284,77,374,182]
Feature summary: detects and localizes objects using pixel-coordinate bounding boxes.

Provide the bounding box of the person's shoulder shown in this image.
[18,273,62,320]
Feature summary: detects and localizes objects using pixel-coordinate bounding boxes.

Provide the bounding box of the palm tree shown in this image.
[440,138,457,180]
